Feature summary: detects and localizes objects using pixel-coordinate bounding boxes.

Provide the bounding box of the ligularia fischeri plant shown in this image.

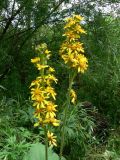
[30,15,88,160]
[60,14,88,73]
[59,14,88,159]
[30,43,60,149]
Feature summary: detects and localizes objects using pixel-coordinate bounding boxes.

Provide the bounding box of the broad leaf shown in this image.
[23,143,65,160]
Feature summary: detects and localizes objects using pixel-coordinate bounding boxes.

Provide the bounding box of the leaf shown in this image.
[0,85,7,90]
[23,143,66,160]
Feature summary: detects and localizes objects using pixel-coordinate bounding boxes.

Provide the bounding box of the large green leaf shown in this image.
[23,143,66,160]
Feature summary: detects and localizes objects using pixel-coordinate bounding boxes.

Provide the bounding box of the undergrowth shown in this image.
[0,97,119,160]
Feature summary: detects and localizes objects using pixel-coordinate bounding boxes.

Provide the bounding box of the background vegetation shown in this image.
[0,0,120,159]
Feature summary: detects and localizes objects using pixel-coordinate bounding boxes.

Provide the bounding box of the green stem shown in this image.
[44,127,48,160]
[59,106,67,160]
[41,54,45,77]
[59,71,76,160]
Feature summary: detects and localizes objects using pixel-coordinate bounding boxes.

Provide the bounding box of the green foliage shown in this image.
[76,15,120,124]
[0,1,120,160]
[57,103,95,159]
[23,143,66,160]
[0,97,42,160]
[0,0,64,98]
[84,128,120,160]
[0,118,31,160]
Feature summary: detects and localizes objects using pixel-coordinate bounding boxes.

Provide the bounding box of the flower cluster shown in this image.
[59,15,88,104]
[59,15,88,73]
[70,89,77,104]
[30,43,59,146]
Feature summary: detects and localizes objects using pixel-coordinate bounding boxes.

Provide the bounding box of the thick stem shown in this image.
[44,127,48,160]
[59,106,67,160]
[59,71,76,160]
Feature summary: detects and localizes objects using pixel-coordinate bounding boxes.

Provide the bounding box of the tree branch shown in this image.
[7,0,65,40]
[18,0,65,51]
[0,0,29,41]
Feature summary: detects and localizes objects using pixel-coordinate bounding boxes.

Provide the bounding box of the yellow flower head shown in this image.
[45,49,51,54]
[44,49,51,59]
[32,94,48,108]
[64,19,76,28]
[34,107,44,118]
[64,15,84,31]
[73,15,84,21]
[45,86,57,100]
[31,87,42,97]
[45,74,58,85]
[48,67,55,73]
[45,101,57,118]
[70,89,77,104]
[31,43,59,131]
[36,64,48,70]
[34,117,43,127]
[75,54,88,73]
[44,117,60,126]
[31,57,40,63]
[47,131,57,146]
[60,14,88,73]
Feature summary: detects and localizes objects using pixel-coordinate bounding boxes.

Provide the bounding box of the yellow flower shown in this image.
[47,131,57,146]
[34,117,43,127]
[45,86,57,100]
[45,102,57,118]
[30,79,41,88]
[45,49,51,54]
[36,64,48,70]
[70,42,84,53]
[61,55,69,64]
[61,52,88,73]
[64,15,85,33]
[65,17,75,23]
[73,15,84,21]
[60,41,84,55]
[48,67,55,73]
[63,31,80,41]
[31,57,40,63]
[44,49,51,59]
[64,20,75,28]
[76,54,88,73]
[32,94,48,108]
[61,54,73,64]
[34,107,44,118]
[31,87,42,98]
[45,74,58,85]
[44,117,60,126]
[70,89,77,104]
[74,24,86,34]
